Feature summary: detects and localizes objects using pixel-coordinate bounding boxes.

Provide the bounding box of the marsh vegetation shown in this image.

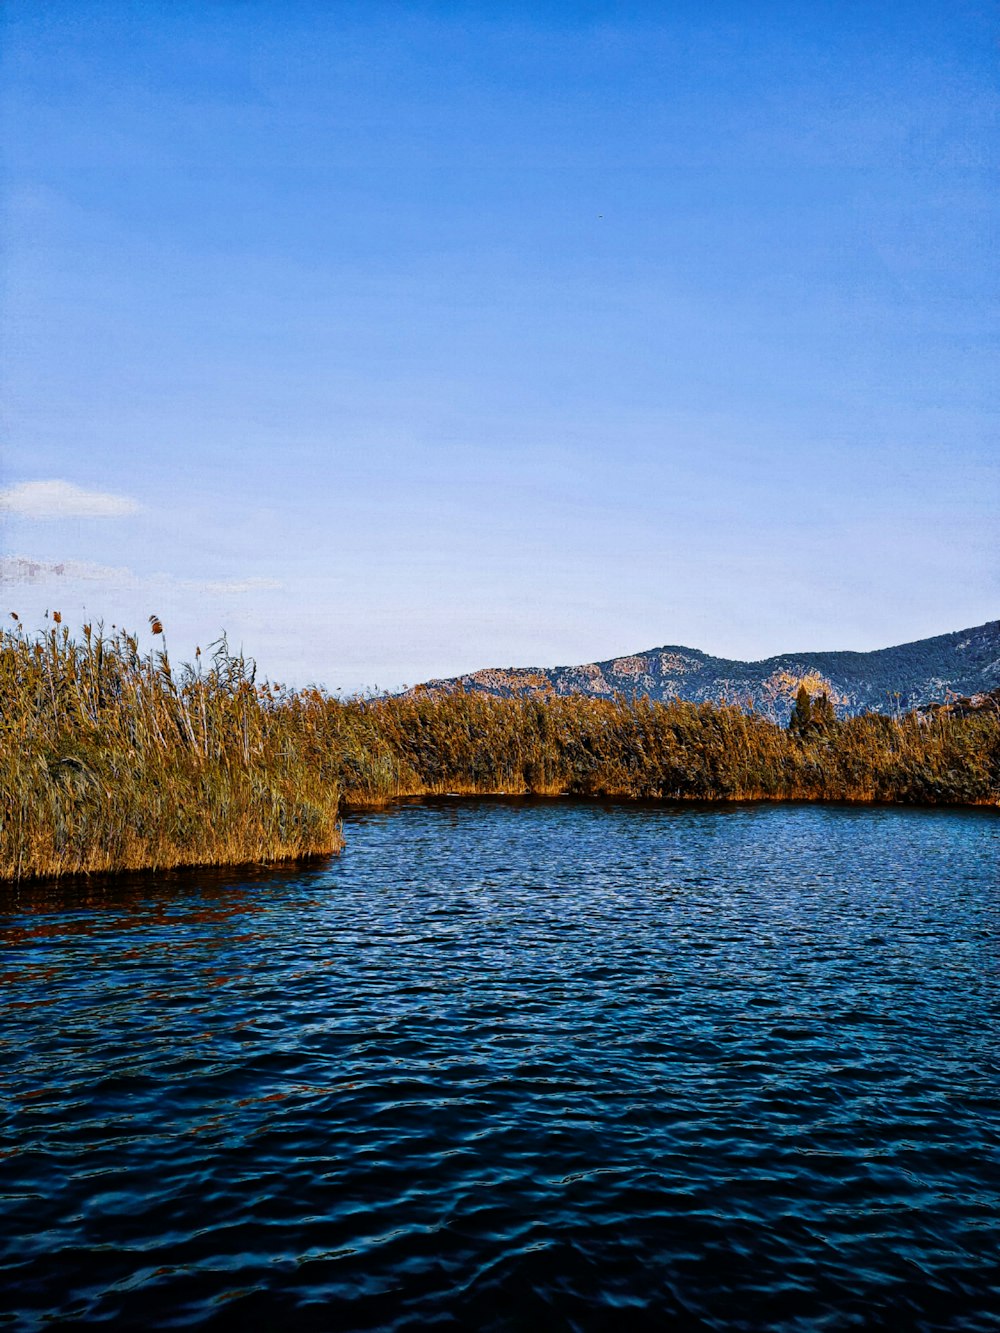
[0,618,342,879]
[2,620,997,879]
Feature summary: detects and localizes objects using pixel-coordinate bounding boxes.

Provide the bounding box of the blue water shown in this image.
[2,800,999,1330]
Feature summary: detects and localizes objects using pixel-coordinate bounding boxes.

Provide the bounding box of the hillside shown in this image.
[411,620,1000,721]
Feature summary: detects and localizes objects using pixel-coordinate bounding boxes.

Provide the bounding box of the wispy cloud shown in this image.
[0,480,140,519]
[0,556,280,596]
[193,577,282,594]
[0,556,131,584]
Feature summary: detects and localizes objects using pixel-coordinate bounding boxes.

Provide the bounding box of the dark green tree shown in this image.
[811,691,836,733]
[790,684,812,736]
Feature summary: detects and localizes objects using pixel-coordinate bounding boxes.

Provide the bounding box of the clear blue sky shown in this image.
[2,1,996,690]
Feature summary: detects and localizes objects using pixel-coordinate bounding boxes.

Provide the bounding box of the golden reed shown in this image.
[2,619,996,880]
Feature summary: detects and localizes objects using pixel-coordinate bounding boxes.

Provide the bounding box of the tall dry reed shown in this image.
[329,691,1000,808]
[0,618,342,879]
[2,621,996,882]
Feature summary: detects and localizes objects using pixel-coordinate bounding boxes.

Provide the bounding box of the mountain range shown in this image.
[412,620,1000,721]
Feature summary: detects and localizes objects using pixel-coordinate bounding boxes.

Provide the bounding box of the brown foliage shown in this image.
[2,623,996,882]
[331,690,1000,809]
[0,623,342,880]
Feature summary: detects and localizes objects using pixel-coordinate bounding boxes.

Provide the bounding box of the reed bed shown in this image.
[0,619,342,880]
[332,691,1000,808]
[2,621,997,881]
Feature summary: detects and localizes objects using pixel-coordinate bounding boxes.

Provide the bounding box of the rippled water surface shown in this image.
[2,800,999,1330]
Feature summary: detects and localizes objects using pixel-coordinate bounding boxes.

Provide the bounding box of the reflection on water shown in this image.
[2,800,999,1330]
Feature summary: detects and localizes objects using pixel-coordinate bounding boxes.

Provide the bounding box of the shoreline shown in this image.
[5,623,998,885]
[340,787,1000,812]
[5,792,996,888]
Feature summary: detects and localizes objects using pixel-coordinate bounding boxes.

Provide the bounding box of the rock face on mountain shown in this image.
[412,620,1000,722]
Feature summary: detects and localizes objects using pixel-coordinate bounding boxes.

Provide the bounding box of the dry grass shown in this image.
[331,691,1000,809]
[2,621,996,882]
[0,619,342,880]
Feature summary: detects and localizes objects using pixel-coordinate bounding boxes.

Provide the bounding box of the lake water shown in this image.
[2,800,999,1330]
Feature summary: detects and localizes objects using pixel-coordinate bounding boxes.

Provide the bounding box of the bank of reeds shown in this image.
[2,622,997,881]
[332,692,1000,808]
[0,619,342,879]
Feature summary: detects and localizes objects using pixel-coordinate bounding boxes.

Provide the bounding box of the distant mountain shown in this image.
[411,620,1000,721]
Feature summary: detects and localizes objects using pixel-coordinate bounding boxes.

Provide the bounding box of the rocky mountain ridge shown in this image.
[411,620,1000,722]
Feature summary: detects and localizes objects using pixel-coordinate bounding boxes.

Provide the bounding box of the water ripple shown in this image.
[1,800,998,1329]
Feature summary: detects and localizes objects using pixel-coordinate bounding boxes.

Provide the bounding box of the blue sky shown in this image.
[2,1,996,690]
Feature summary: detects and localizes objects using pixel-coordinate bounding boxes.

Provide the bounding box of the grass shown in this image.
[2,620,997,881]
[0,618,342,879]
[332,690,1000,808]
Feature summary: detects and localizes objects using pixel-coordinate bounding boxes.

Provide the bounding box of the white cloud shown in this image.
[0,555,281,596]
[190,577,282,594]
[0,556,134,585]
[0,480,140,519]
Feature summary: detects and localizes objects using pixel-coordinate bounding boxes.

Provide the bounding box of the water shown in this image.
[2,800,999,1330]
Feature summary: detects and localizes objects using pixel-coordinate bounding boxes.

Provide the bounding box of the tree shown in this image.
[811,691,836,733]
[790,684,812,736]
